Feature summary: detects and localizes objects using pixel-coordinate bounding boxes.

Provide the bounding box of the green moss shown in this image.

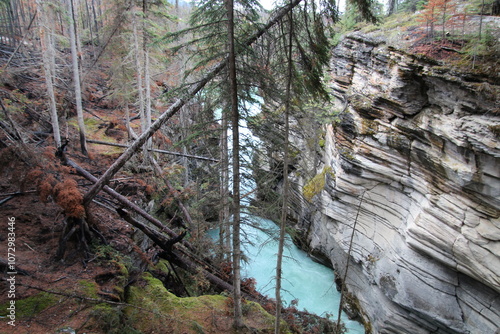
[339,147,356,161]
[124,272,285,333]
[360,119,378,136]
[78,280,99,299]
[84,117,102,132]
[91,304,121,330]
[303,166,333,202]
[0,292,59,318]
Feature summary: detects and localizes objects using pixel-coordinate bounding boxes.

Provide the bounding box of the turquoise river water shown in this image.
[209,214,365,333]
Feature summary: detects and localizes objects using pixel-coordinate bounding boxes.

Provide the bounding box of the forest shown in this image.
[0,0,498,332]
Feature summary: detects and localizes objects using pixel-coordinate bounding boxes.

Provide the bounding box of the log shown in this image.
[61,155,195,252]
[60,155,263,300]
[86,139,219,162]
[118,209,234,293]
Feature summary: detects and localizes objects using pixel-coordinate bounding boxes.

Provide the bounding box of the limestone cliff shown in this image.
[292,34,500,333]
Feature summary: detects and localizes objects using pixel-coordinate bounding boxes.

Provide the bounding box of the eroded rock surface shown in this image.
[295,34,499,333]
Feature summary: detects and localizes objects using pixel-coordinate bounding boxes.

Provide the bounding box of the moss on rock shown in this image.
[303,167,334,202]
[121,272,285,334]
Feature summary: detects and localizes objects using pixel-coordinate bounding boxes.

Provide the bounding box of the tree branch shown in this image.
[86,139,218,162]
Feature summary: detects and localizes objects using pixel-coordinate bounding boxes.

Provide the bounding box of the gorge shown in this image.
[256,33,499,333]
[1,0,499,332]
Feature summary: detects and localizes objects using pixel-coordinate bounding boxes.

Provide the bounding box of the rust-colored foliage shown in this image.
[241,277,257,295]
[25,168,44,184]
[145,184,154,195]
[417,0,456,38]
[25,162,85,218]
[39,174,57,202]
[53,178,85,218]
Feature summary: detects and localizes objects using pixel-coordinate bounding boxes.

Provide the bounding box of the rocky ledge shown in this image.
[297,34,499,333]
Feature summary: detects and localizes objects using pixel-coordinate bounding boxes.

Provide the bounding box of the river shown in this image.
[238,214,365,333]
[212,98,365,333]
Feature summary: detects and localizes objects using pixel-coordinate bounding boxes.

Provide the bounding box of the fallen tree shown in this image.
[86,139,219,162]
[56,149,240,292]
[60,153,196,252]
[117,208,234,293]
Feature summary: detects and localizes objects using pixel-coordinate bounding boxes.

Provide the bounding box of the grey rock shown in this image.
[293,34,500,333]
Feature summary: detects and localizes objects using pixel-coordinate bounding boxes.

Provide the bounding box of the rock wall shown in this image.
[297,34,500,333]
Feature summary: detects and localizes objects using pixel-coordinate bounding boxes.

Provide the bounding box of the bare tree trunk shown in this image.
[73,0,85,66]
[68,0,88,155]
[493,0,500,15]
[82,0,305,205]
[275,9,293,334]
[225,0,243,328]
[387,0,396,15]
[132,8,145,136]
[336,192,365,330]
[142,0,152,152]
[219,109,230,261]
[91,0,100,42]
[478,0,485,40]
[37,0,61,148]
[474,0,486,68]
[441,0,447,41]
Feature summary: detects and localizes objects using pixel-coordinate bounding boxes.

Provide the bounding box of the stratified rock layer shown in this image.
[300,34,499,334]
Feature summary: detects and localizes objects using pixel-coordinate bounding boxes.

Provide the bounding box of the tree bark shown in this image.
[219,107,230,261]
[336,192,364,330]
[68,0,88,155]
[82,0,305,206]
[387,0,396,15]
[86,139,218,162]
[275,8,293,334]
[132,7,146,139]
[142,0,152,153]
[493,0,500,15]
[37,0,61,148]
[226,0,243,328]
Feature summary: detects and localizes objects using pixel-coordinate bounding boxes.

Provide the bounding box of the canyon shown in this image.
[283,33,499,333]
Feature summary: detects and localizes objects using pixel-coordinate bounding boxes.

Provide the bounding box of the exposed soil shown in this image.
[0,140,154,333]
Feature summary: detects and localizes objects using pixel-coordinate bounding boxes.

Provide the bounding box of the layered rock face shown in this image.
[298,34,500,333]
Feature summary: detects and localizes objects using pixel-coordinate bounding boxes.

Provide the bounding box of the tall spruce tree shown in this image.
[84,2,375,329]
[183,0,262,327]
